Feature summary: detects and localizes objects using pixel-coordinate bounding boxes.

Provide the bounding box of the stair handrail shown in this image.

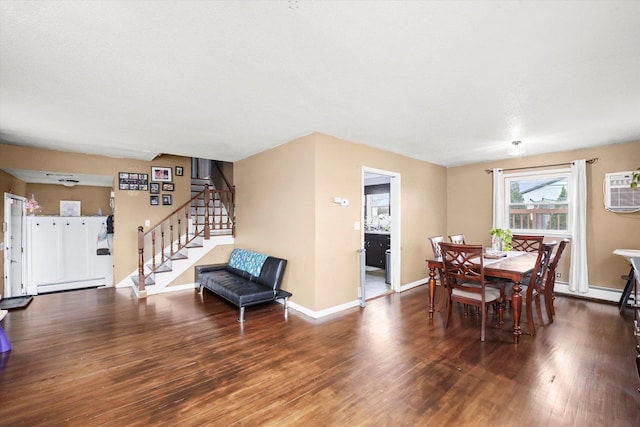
[135,186,235,294]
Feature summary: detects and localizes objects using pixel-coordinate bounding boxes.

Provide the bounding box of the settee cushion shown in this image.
[201,271,275,306]
[228,248,268,277]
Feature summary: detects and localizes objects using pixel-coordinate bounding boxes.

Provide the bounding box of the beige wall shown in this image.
[24,183,111,216]
[0,143,191,288]
[235,134,318,309]
[447,140,640,290]
[235,133,447,312]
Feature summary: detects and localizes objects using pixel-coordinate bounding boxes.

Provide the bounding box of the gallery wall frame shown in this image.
[151,167,172,182]
[119,172,149,190]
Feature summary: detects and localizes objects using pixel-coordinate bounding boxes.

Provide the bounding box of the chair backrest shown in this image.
[448,234,466,244]
[529,242,556,294]
[545,239,570,286]
[511,234,544,253]
[428,235,445,258]
[439,243,485,294]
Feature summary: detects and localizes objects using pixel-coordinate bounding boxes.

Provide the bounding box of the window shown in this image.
[504,170,570,233]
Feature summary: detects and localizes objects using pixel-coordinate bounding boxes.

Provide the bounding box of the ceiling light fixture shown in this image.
[509,140,524,156]
[59,179,79,187]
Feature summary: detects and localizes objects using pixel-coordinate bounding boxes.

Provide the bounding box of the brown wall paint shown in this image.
[235,133,447,312]
[24,184,111,216]
[0,143,191,293]
[2,138,637,309]
[447,140,640,290]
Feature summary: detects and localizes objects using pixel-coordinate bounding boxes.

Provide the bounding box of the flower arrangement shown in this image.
[489,228,512,252]
[25,194,41,215]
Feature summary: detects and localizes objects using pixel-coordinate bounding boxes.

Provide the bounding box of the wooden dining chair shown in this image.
[542,239,570,323]
[439,243,503,342]
[520,241,556,336]
[428,235,446,310]
[448,234,466,245]
[511,234,544,253]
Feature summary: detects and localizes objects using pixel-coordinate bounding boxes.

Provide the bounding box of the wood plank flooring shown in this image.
[0,285,638,426]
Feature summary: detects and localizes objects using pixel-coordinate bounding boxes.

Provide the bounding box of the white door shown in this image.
[3,193,27,298]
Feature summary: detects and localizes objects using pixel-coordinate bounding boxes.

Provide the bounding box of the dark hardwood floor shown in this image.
[0,285,638,426]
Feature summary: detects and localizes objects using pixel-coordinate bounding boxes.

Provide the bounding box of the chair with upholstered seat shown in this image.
[520,241,556,336]
[511,234,544,253]
[448,234,466,245]
[542,239,570,323]
[439,243,504,342]
[428,235,446,310]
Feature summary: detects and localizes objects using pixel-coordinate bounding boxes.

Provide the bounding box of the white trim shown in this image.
[362,166,401,293]
[399,277,429,292]
[554,281,621,303]
[286,299,361,319]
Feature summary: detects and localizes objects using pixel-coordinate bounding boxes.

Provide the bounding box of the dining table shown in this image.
[426,251,539,344]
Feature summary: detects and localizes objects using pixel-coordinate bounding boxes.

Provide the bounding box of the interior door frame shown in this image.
[3,192,27,298]
[362,167,401,293]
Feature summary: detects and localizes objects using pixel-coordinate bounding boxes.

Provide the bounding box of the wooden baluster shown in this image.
[231,185,236,237]
[226,191,232,230]
[214,192,219,230]
[169,217,174,257]
[137,226,145,293]
[204,184,211,239]
[151,229,156,271]
[177,214,182,250]
[192,197,199,237]
[161,224,166,264]
[184,205,189,243]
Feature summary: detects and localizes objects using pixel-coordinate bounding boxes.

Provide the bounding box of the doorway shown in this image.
[3,193,26,298]
[361,167,400,302]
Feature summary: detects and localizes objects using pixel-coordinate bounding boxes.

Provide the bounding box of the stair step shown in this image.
[147,262,172,273]
[131,275,156,286]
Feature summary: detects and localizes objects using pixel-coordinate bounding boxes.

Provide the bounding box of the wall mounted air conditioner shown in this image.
[604,171,640,212]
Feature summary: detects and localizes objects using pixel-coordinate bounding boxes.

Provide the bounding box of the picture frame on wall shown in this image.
[150,182,160,194]
[118,171,148,191]
[175,166,183,176]
[162,194,172,206]
[151,166,172,182]
[150,195,159,206]
[60,200,81,217]
[162,182,174,192]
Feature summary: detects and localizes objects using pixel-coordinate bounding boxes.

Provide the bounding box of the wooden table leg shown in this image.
[428,267,437,321]
[512,281,523,343]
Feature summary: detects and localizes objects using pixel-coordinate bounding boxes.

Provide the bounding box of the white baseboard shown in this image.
[554,281,622,303]
[400,277,430,292]
[286,299,361,320]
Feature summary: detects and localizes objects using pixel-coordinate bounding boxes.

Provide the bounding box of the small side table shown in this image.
[614,249,640,313]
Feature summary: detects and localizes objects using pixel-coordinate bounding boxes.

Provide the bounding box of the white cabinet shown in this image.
[26,216,113,294]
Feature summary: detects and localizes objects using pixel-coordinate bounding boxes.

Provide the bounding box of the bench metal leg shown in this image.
[283,297,289,319]
[238,306,245,323]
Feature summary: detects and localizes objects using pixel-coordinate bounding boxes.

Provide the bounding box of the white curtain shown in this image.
[569,159,589,292]
[492,168,505,229]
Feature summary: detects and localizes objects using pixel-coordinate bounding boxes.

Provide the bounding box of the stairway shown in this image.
[128,233,233,296]
[124,182,235,298]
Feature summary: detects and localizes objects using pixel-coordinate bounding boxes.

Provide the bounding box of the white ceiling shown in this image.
[1,1,639,168]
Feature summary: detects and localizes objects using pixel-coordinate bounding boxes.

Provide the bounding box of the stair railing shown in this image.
[135,186,235,294]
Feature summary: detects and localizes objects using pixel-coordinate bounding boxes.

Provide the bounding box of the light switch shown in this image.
[354,221,360,230]
[144,219,151,227]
